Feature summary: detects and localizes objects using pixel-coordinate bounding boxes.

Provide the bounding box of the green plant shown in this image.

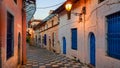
[26,36,30,43]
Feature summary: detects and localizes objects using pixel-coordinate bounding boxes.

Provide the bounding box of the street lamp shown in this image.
[65,0,86,21]
[65,0,72,11]
[65,0,72,19]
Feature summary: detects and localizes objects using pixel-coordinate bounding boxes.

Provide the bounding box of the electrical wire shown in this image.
[36,2,64,9]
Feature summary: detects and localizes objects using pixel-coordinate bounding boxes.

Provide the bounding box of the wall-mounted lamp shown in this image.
[65,0,72,20]
[65,1,72,11]
[65,0,86,22]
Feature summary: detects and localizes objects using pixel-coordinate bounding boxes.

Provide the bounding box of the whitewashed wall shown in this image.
[58,0,120,68]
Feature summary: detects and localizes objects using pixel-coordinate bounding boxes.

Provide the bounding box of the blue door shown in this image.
[90,33,96,66]
[63,37,66,54]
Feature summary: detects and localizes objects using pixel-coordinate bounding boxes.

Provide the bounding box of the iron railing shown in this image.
[23,0,36,23]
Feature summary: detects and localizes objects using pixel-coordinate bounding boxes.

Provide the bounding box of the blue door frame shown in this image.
[63,37,66,54]
[90,33,96,66]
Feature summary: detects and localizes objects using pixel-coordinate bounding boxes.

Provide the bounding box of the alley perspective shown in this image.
[20,45,85,68]
[1,0,120,68]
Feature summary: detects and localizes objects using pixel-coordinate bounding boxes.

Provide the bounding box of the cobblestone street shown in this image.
[20,45,88,68]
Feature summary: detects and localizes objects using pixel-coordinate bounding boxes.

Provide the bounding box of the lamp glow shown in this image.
[65,3,72,11]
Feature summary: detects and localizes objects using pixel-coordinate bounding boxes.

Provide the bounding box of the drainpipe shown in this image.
[83,0,86,65]
[0,1,2,68]
[22,0,27,65]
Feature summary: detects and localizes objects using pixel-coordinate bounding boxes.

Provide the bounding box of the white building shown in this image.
[53,0,120,68]
[34,12,60,53]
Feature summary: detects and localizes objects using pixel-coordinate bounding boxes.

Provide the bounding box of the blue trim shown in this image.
[63,37,66,54]
[71,28,77,50]
[90,33,96,66]
[107,12,120,60]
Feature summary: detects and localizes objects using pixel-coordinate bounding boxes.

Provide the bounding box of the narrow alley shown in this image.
[20,45,86,68]
[1,0,120,68]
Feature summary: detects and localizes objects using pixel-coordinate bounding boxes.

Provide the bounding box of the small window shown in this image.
[52,20,54,26]
[14,0,17,4]
[52,33,54,46]
[98,0,105,3]
[7,11,14,59]
[39,35,41,43]
[45,24,48,29]
[71,28,77,50]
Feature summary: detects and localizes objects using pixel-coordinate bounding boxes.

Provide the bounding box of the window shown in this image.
[52,33,54,46]
[14,0,17,4]
[39,35,41,43]
[98,0,105,3]
[106,11,120,60]
[45,24,48,29]
[52,20,54,26]
[71,28,77,50]
[36,35,37,42]
[7,11,14,59]
[44,34,47,45]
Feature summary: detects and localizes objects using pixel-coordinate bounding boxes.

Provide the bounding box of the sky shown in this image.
[33,0,66,20]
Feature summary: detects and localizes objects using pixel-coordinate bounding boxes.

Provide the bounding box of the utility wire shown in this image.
[36,2,64,9]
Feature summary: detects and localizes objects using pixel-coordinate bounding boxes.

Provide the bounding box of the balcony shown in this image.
[23,0,36,23]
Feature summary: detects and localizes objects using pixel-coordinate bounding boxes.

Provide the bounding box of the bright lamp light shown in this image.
[65,2,72,11]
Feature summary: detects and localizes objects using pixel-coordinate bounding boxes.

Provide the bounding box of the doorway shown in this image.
[89,33,96,66]
[63,37,66,54]
[49,39,51,51]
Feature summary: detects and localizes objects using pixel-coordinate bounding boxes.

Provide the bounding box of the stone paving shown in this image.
[20,46,89,68]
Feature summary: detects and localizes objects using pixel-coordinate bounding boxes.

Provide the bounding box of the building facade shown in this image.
[52,0,120,68]
[34,13,60,53]
[27,19,41,46]
[0,0,36,68]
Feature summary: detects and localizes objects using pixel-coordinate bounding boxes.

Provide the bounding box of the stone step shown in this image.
[72,65,81,68]
[45,63,52,68]
[52,64,59,68]
[57,62,63,67]
[39,65,46,68]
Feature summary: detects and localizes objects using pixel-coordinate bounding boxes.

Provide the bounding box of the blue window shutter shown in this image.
[71,28,77,50]
[107,12,120,60]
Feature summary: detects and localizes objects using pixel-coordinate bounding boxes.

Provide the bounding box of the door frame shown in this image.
[63,37,66,54]
[89,32,96,66]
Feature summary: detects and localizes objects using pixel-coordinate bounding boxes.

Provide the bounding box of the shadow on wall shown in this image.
[53,41,61,54]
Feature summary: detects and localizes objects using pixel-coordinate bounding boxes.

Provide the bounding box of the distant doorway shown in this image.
[89,33,96,66]
[18,32,21,64]
[63,37,66,54]
[49,39,51,51]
